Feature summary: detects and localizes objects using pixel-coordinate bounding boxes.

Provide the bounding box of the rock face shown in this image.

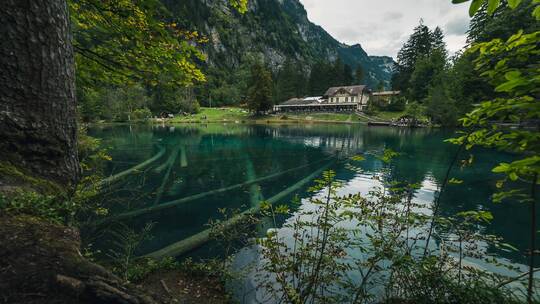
[0,216,158,304]
[161,0,395,87]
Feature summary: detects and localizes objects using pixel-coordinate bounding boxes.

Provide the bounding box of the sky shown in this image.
[298,0,472,58]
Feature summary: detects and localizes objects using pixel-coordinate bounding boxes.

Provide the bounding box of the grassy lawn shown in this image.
[373,110,407,121]
[164,107,419,124]
[165,107,367,124]
[169,107,250,122]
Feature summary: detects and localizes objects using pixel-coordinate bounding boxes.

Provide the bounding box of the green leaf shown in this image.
[351,155,365,162]
[469,0,485,16]
[505,71,522,80]
[487,0,501,14]
[449,178,464,185]
[509,172,519,181]
[533,5,540,20]
[507,0,522,9]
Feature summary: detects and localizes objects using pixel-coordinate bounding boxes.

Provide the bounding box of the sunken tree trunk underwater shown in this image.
[0,0,80,188]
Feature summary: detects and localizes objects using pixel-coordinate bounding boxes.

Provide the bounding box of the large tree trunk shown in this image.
[0,0,80,187]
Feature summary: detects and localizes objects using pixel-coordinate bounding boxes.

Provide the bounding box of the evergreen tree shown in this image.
[408,48,447,102]
[343,64,354,86]
[331,58,345,86]
[431,27,447,54]
[308,61,332,95]
[393,20,433,91]
[247,63,274,115]
[377,80,385,92]
[396,20,432,71]
[275,59,298,102]
[468,0,539,44]
[355,65,365,84]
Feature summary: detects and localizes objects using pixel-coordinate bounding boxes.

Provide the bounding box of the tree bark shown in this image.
[0,0,80,187]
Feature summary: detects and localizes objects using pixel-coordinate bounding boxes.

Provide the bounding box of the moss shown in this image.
[0,161,62,194]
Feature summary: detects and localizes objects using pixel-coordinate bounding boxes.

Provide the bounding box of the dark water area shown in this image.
[86,123,538,272]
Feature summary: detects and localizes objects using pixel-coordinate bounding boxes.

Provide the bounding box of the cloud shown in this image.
[445,15,470,36]
[298,0,471,58]
[384,11,404,21]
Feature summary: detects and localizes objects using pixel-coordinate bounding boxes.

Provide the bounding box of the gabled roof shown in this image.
[372,91,401,96]
[324,85,367,97]
[279,96,324,106]
[280,98,314,106]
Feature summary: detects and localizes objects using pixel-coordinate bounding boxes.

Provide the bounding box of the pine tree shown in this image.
[343,64,354,86]
[331,58,345,86]
[393,20,433,91]
[308,61,332,95]
[275,59,299,102]
[431,27,447,53]
[355,65,365,84]
[247,62,273,115]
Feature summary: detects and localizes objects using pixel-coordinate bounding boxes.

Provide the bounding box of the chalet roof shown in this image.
[372,91,401,96]
[324,85,367,97]
[280,98,314,106]
[280,96,324,106]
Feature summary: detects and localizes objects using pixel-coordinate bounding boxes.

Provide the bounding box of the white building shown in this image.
[273,85,372,113]
[324,85,371,111]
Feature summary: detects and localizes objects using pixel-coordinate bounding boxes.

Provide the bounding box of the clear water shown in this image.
[87,123,537,273]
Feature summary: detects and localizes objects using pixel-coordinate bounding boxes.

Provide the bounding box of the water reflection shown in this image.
[87,123,536,272]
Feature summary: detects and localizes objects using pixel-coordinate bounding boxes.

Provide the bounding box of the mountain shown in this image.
[160,0,395,103]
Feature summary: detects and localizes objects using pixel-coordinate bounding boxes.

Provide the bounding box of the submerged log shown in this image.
[143,159,336,259]
[92,156,333,226]
[180,146,188,168]
[153,146,180,205]
[245,158,263,208]
[99,145,166,188]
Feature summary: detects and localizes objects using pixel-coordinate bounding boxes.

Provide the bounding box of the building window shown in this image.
[351,96,355,102]
[345,97,348,102]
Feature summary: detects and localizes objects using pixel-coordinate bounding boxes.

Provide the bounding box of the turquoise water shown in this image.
[86,123,537,272]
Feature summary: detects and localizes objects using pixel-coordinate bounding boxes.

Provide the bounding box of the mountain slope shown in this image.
[161,0,394,99]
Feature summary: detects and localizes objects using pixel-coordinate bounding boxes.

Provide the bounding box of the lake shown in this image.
[86,123,537,280]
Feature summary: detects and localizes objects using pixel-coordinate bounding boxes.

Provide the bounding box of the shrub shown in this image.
[131,107,152,121]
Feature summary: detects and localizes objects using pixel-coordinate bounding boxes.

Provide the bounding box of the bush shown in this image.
[386,96,407,111]
[0,191,77,224]
[131,107,152,121]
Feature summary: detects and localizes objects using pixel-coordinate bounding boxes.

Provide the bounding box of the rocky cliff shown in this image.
[161,0,394,88]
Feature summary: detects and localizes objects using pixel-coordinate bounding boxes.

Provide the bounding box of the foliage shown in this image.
[121,257,180,283]
[253,157,522,303]
[307,60,358,96]
[449,1,540,302]
[274,59,308,102]
[404,102,426,123]
[408,48,447,103]
[131,107,153,121]
[107,222,156,282]
[386,97,407,112]
[392,20,435,92]
[451,30,540,189]
[70,0,207,87]
[0,126,112,226]
[208,207,260,258]
[0,191,81,225]
[246,62,274,114]
[467,0,540,44]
